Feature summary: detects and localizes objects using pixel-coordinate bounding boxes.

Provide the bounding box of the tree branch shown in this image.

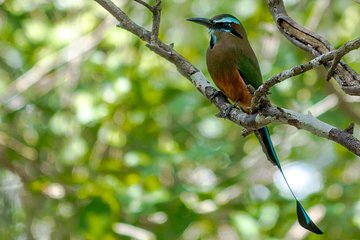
[133,0,161,42]
[267,0,360,95]
[251,38,360,109]
[150,0,161,43]
[133,0,153,11]
[94,0,360,157]
[326,38,360,80]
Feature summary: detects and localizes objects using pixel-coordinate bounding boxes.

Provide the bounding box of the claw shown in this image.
[233,100,241,109]
[216,105,234,118]
[209,90,224,102]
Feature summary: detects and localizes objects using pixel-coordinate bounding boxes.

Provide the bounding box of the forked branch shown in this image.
[252,38,360,109]
[268,0,360,95]
[94,0,360,157]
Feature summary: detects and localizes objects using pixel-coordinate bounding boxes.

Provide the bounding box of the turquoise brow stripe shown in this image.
[213,17,240,24]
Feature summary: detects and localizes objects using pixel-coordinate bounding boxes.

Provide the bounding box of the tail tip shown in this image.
[296,201,323,234]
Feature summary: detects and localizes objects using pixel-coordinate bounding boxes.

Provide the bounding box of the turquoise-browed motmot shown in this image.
[188,14,322,234]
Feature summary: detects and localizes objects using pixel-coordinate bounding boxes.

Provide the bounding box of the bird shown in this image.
[187,14,323,234]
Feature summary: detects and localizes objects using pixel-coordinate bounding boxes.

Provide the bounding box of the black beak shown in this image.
[187,17,213,28]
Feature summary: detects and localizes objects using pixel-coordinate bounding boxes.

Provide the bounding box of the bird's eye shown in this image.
[214,21,232,31]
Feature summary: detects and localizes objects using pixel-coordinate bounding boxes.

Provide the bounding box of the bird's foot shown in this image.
[216,102,242,118]
[209,90,224,102]
[250,96,271,114]
[233,100,241,109]
[216,105,234,118]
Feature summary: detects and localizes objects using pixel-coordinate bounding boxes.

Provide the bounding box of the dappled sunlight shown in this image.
[274,162,323,200]
[43,183,65,199]
[197,117,224,139]
[0,0,359,239]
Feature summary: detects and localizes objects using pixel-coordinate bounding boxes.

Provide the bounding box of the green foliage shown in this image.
[0,0,360,239]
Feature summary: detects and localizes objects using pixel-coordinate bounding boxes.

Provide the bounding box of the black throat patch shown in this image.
[210,34,216,49]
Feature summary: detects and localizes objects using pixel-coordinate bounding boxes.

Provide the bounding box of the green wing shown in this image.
[237,55,262,89]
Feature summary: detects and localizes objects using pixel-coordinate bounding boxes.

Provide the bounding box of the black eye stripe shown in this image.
[215,22,231,29]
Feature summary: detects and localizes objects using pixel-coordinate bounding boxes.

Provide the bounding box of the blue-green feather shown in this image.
[257,127,323,234]
[210,33,216,49]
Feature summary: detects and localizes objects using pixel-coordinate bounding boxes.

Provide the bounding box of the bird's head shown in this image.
[187,14,245,45]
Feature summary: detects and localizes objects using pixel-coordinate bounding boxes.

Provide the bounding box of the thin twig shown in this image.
[133,0,161,43]
[150,0,161,43]
[326,38,360,80]
[96,0,152,42]
[251,37,360,110]
[326,54,342,81]
[133,0,153,11]
[268,0,360,96]
[344,122,355,135]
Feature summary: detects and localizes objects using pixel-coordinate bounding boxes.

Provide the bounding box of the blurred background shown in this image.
[0,0,360,239]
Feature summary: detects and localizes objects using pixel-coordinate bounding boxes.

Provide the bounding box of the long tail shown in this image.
[255,127,323,234]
